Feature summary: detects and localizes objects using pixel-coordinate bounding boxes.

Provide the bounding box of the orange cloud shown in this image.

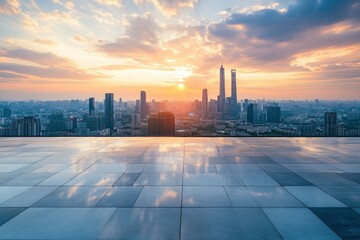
[33,39,57,46]
[0,0,21,15]
[135,0,198,16]
[96,0,122,7]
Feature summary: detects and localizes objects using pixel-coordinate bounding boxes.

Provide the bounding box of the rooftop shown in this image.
[0,137,360,239]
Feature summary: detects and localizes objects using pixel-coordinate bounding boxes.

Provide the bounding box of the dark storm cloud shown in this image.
[225,0,360,41]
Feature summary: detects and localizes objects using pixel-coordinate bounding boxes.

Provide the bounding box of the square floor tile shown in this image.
[65,172,121,186]
[228,164,263,173]
[0,208,116,239]
[34,186,110,207]
[225,186,258,207]
[134,186,181,207]
[298,173,358,186]
[285,186,347,207]
[283,164,342,173]
[338,173,360,184]
[248,156,276,163]
[0,186,31,204]
[0,173,19,184]
[319,186,360,207]
[59,164,92,173]
[311,207,360,240]
[125,164,146,173]
[237,173,280,186]
[99,208,180,240]
[1,186,56,207]
[38,173,78,186]
[32,164,70,173]
[267,172,312,186]
[258,164,292,173]
[143,164,182,173]
[181,208,282,240]
[182,186,231,207]
[2,173,54,186]
[0,208,26,226]
[183,173,240,186]
[0,164,28,173]
[84,163,129,173]
[96,186,142,207]
[264,208,341,240]
[134,173,182,186]
[247,187,303,207]
[214,164,232,173]
[114,173,140,186]
[184,164,216,173]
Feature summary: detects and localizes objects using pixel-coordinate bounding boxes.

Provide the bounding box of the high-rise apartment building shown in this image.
[267,106,281,123]
[89,97,95,115]
[48,113,65,132]
[202,89,208,118]
[11,117,41,136]
[148,112,175,136]
[140,91,147,119]
[324,112,337,136]
[247,103,258,124]
[105,93,114,131]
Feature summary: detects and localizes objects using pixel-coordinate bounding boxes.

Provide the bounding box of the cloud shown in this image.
[0,71,25,79]
[206,0,360,74]
[73,35,86,42]
[135,0,198,16]
[0,0,21,15]
[33,39,57,46]
[1,48,104,80]
[3,48,74,68]
[96,0,121,6]
[225,0,360,41]
[98,13,160,60]
[0,63,97,79]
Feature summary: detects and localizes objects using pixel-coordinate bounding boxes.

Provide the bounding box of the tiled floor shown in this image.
[0,137,359,239]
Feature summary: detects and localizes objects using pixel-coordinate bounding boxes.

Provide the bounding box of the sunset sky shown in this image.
[0,0,359,101]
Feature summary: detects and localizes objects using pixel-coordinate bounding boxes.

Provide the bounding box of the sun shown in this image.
[177,83,185,90]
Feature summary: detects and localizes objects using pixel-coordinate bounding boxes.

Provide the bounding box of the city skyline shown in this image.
[0,0,359,101]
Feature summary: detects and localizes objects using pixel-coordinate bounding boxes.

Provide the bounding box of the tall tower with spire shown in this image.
[230,69,238,119]
[219,63,225,119]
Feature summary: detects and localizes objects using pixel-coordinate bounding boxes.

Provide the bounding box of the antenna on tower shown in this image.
[221,60,223,67]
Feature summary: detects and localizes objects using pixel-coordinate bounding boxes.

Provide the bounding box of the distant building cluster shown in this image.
[0,64,359,137]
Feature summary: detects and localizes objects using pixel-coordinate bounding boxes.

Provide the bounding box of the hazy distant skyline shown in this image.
[0,0,359,101]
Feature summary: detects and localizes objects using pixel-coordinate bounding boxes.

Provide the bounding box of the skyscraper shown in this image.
[148,112,175,136]
[247,103,258,124]
[48,113,65,132]
[202,89,208,119]
[140,90,147,119]
[219,63,225,119]
[89,97,95,115]
[105,93,114,131]
[267,106,281,123]
[230,69,238,119]
[324,112,337,136]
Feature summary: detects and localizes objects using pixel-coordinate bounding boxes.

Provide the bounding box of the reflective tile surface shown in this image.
[0,137,359,239]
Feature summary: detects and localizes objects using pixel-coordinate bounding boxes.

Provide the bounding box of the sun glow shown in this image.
[177,83,185,89]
